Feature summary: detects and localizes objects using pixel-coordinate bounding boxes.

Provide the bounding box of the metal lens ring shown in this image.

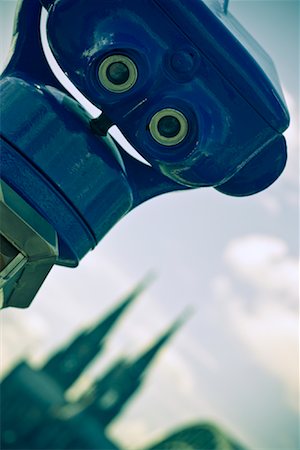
[98,55,138,93]
[149,109,188,146]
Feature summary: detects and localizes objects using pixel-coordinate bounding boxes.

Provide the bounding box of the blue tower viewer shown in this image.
[0,0,289,308]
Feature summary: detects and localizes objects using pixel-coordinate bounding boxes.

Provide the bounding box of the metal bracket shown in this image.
[0,180,58,308]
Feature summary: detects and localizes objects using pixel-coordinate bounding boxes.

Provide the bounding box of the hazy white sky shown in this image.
[1,1,299,449]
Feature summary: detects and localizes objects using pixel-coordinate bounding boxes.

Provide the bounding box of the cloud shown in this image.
[213,234,299,411]
[0,309,49,377]
[224,234,298,306]
[110,418,152,449]
[228,299,298,410]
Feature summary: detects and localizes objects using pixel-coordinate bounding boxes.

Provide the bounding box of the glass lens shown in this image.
[106,62,130,85]
[157,116,181,138]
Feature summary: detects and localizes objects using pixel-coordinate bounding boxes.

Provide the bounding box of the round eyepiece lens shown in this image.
[98,55,137,93]
[149,108,188,146]
[157,116,181,138]
[106,62,130,85]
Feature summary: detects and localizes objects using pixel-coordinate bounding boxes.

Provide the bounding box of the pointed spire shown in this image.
[85,272,155,343]
[130,307,193,377]
[42,275,153,390]
[81,308,192,427]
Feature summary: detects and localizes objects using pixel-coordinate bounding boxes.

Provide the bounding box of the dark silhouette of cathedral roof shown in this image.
[42,275,153,390]
[79,310,191,427]
[144,423,247,450]
[0,279,248,450]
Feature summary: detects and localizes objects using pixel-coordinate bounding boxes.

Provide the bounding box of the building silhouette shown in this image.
[1,280,248,450]
[78,313,190,428]
[42,276,152,391]
[144,423,247,450]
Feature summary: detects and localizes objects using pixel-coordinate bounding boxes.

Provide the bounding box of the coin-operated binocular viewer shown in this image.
[0,0,289,308]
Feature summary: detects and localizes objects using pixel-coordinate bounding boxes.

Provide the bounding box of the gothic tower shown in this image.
[79,311,191,427]
[41,276,153,390]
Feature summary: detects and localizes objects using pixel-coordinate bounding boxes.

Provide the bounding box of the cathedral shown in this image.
[1,279,247,450]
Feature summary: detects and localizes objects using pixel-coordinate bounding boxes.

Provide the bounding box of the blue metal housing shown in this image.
[0,0,289,306]
[44,0,289,191]
[1,78,133,266]
[1,0,185,270]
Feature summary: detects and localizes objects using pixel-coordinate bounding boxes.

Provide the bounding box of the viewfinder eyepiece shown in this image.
[149,109,188,146]
[98,55,138,93]
[106,62,130,85]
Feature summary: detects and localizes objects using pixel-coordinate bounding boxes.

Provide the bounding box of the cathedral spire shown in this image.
[84,273,155,343]
[130,307,193,378]
[81,308,192,427]
[42,275,153,391]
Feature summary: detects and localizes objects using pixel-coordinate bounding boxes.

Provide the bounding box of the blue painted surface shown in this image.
[44,0,288,188]
[1,79,133,266]
[1,0,289,269]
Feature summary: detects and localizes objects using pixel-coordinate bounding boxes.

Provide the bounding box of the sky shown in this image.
[0,1,299,449]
